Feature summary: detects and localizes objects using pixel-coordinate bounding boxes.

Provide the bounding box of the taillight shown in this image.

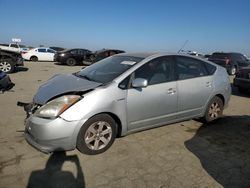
[225,58,231,65]
[21,52,27,55]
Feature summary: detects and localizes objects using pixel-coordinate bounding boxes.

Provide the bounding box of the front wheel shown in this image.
[229,66,236,75]
[0,59,15,73]
[77,114,117,155]
[203,96,224,123]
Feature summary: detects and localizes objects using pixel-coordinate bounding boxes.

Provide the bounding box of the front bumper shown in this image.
[233,78,250,89]
[24,116,86,153]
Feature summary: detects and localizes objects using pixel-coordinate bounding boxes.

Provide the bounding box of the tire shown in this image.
[30,56,38,62]
[203,96,224,123]
[229,66,236,75]
[0,59,15,73]
[77,114,117,155]
[66,58,77,66]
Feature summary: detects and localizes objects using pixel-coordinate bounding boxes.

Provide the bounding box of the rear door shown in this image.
[175,56,214,118]
[127,56,178,130]
[37,48,47,61]
[46,49,55,61]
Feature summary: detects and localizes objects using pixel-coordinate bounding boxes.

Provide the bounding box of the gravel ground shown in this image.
[0,62,249,188]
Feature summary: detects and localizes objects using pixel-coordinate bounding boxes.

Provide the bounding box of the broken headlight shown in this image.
[34,95,81,118]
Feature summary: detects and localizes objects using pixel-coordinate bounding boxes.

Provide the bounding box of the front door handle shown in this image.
[167,88,176,95]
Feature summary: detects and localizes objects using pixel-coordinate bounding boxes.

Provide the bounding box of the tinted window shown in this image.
[10,44,18,48]
[210,53,230,59]
[134,56,175,85]
[70,50,78,54]
[47,49,55,53]
[176,57,208,80]
[38,48,47,53]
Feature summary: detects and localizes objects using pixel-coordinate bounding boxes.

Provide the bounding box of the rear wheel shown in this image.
[0,59,15,73]
[66,58,76,66]
[203,96,223,123]
[77,114,117,155]
[30,56,38,62]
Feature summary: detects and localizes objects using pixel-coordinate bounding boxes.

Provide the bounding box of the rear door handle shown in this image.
[167,88,176,95]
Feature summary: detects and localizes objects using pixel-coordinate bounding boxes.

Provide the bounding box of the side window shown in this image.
[175,57,208,80]
[78,50,83,55]
[70,50,78,54]
[47,49,55,53]
[204,62,216,75]
[38,48,47,53]
[118,76,131,89]
[10,44,18,48]
[134,56,175,86]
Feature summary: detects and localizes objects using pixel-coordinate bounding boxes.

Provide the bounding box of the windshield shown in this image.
[75,55,144,84]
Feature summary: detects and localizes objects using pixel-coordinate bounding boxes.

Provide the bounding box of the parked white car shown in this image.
[22,48,56,61]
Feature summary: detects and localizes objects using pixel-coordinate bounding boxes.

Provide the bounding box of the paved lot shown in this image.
[0,62,250,188]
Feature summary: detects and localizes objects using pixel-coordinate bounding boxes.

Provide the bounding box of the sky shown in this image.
[0,0,250,55]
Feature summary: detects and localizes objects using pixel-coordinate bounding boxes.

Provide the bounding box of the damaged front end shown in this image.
[17,101,41,118]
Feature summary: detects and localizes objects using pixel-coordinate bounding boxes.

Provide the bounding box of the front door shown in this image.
[126,56,178,130]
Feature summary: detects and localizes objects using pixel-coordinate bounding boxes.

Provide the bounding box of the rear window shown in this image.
[210,53,230,59]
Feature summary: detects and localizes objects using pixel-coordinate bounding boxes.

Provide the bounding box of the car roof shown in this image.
[115,52,200,59]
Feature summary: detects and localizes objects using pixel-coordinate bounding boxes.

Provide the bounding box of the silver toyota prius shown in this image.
[24,53,231,155]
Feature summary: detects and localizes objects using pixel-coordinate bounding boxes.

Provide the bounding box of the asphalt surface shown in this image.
[0,62,250,188]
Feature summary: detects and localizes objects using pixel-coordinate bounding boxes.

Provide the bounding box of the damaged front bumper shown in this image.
[18,101,86,153]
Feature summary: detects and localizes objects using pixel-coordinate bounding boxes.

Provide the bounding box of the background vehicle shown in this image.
[49,46,65,52]
[22,47,56,61]
[208,52,250,75]
[0,43,29,53]
[0,49,24,73]
[54,48,94,66]
[234,67,250,93]
[23,53,231,155]
[93,49,125,62]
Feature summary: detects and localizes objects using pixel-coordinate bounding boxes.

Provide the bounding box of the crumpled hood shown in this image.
[33,74,102,105]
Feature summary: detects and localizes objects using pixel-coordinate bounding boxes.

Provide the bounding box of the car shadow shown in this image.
[26,151,85,188]
[185,116,250,187]
[231,83,250,97]
[15,67,29,73]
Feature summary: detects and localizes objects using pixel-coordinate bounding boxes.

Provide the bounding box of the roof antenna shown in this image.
[178,40,189,53]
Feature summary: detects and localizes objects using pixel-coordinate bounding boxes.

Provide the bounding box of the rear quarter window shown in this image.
[204,62,216,75]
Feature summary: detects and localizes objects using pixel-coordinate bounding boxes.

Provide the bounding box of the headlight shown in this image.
[34,95,81,118]
[60,53,65,57]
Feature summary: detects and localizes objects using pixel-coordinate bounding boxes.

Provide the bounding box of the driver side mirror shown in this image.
[132,78,148,88]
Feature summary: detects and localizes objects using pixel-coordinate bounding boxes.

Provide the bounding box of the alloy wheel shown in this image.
[0,61,11,72]
[208,102,221,119]
[84,121,112,150]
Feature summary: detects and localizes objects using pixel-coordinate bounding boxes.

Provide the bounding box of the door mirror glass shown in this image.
[132,78,148,88]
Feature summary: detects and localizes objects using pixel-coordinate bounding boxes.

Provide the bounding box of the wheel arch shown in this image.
[95,112,123,138]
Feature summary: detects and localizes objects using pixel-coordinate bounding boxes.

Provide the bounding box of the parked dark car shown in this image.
[233,67,250,93]
[54,49,94,66]
[208,52,250,75]
[0,49,24,73]
[93,49,125,62]
[49,47,65,52]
